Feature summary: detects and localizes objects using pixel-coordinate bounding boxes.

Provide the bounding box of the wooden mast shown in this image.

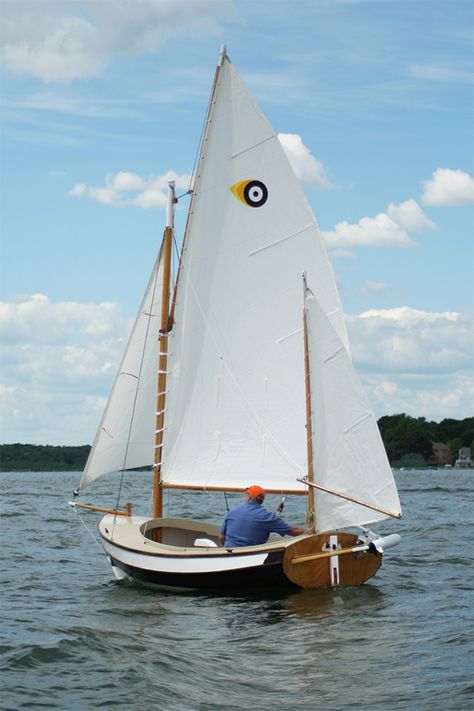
[303,274,316,533]
[151,48,226,513]
[152,180,176,519]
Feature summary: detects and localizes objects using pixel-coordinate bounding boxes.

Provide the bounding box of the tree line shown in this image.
[0,443,91,471]
[378,414,473,467]
[0,414,472,471]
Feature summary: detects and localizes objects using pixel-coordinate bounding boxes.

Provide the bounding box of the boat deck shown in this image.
[98,514,303,556]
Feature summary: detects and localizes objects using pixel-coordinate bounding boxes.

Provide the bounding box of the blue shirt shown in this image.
[220,501,292,547]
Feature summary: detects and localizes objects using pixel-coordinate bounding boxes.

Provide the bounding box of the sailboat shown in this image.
[71,47,401,591]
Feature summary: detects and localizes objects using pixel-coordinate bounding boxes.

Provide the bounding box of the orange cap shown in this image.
[245,485,266,499]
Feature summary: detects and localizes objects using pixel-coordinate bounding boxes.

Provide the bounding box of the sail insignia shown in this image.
[230,179,269,207]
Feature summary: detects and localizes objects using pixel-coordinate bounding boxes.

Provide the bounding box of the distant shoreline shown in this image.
[0,443,91,472]
[1,412,473,471]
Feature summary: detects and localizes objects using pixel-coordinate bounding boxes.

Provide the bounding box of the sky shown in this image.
[0,0,473,446]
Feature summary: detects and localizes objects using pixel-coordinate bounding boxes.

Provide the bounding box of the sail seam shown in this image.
[323,345,345,364]
[276,327,303,344]
[248,223,314,257]
[343,412,372,434]
[231,134,274,159]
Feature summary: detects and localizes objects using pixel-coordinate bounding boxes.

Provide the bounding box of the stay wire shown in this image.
[72,507,108,558]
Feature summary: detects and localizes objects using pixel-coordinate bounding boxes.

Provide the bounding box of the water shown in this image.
[1,470,473,711]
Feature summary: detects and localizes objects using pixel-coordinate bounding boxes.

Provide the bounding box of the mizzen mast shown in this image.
[152,180,176,518]
[303,274,316,533]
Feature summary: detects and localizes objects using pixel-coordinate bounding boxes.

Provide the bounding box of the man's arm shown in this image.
[261,509,304,538]
[288,526,305,536]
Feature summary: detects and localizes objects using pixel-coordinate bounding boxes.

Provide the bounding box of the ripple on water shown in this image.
[1,470,473,711]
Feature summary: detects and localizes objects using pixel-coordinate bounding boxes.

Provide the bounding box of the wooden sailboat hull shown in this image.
[98,515,383,592]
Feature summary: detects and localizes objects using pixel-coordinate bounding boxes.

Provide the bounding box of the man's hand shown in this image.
[289,526,305,536]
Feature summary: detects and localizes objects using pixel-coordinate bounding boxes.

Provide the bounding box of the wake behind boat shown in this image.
[71,46,401,592]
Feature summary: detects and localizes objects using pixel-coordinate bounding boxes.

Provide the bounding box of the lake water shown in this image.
[1,469,473,710]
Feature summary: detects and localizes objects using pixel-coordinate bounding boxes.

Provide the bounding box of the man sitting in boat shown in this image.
[218,485,305,547]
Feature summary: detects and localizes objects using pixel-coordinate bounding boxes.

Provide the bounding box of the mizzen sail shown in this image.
[304,288,402,531]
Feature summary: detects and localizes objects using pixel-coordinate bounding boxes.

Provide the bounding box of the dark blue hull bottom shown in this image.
[110,552,298,592]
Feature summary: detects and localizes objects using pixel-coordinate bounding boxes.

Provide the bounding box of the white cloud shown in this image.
[1,13,103,83]
[0,294,131,445]
[70,170,192,208]
[322,198,436,249]
[387,199,436,232]
[347,307,474,421]
[356,306,459,323]
[0,293,128,345]
[322,211,414,248]
[348,306,471,372]
[0,0,236,83]
[422,168,474,206]
[278,133,331,187]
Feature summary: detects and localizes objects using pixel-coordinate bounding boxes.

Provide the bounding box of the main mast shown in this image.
[152,180,176,518]
[151,47,228,513]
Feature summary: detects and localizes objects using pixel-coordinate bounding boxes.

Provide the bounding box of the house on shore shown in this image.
[455,447,472,468]
[429,442,453,468]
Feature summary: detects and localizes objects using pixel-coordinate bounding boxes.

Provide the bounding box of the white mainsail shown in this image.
[304,288,402,531]
[161,52,347,493]
[79,248,166,490]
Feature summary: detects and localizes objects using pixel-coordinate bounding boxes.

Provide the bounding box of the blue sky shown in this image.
[1,0,473,445]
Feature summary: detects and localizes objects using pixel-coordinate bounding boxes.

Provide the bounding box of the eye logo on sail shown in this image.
[230,179,268,208]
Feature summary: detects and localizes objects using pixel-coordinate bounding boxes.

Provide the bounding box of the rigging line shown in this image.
[177,257,301,473]
[187,54,223,193]
[168,56,223,328]
[113,255,163,525]
[72,508,108,557]
[172,231,180,263]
